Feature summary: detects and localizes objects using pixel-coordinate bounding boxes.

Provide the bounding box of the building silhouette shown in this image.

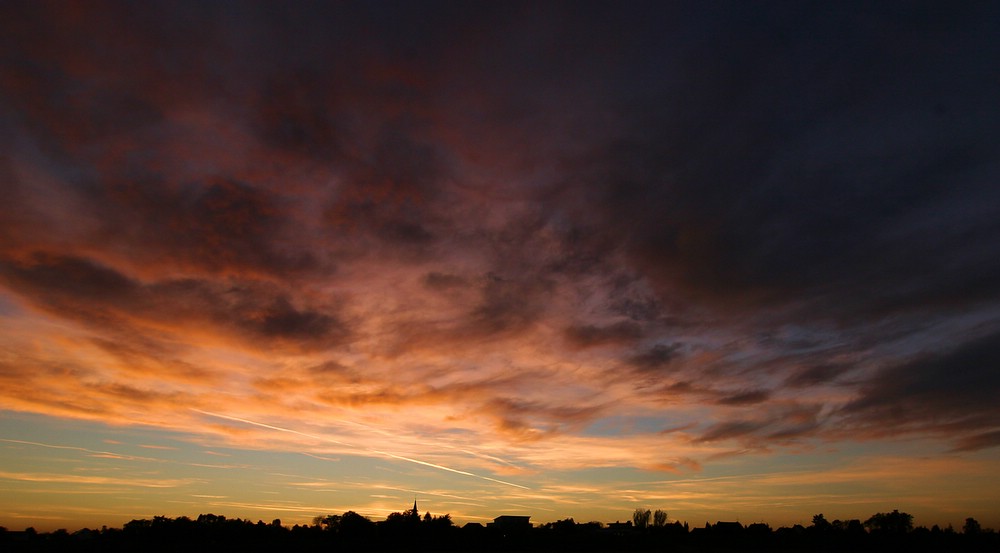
[489,515,531,534]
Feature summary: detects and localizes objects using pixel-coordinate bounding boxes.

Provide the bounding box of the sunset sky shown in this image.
[2,1,999,532]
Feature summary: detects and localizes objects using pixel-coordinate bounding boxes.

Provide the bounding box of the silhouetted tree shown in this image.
[833,518,865,536]
[811,513,832,530]
[633,508,651,529]
[196,513,226,525]
[864,510,913,534]
[426,513,453,529]
[653,509,668,527]
[339,510,374,537]
[313,514,340,530]
[963,517,981,535]
[384,511,418,530]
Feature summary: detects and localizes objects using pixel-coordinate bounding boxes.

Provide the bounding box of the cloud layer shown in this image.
[2,0,1000,525]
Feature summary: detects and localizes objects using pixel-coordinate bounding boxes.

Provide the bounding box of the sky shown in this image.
[1,0,999,533]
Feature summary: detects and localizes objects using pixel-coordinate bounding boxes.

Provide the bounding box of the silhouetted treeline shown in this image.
[1,509,997,553]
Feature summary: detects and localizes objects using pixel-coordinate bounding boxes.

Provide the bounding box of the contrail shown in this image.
[191,409,351,446]
[369,448,529,490]
[0,438,161,462]
[191,409,529,490]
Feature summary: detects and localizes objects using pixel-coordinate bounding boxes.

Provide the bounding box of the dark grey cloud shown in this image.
[609,293,662,323]
[0,252,137,307]
[784,364,848,388]
[467,273,552,337]
[564,321,643,349]
[695,404,823,445]
[562,2,1000,327]
[716,389,771,406]
[486,397,606,440]
[423,272,468,291]
[323,121,449,258]
[254,69,355,160]
[695,420,767,444]
[0,253,348,350]
[107,178,319,276]
[627,344,683,372]
[0,1,457,269]
[837,332,1000,448]
[953,430,1000,453]
[11,1,993,322]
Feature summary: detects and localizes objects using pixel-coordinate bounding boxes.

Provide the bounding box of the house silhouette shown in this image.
[489,515,531,534]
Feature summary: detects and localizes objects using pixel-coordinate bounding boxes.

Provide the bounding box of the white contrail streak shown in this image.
[369,448,529,490]
[191,409,529,490]
[191,409,351,446]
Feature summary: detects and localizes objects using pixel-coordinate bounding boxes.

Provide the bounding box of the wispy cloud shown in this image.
[193,409,530,490]
[1,0,999,530]
[0,470,198,488]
